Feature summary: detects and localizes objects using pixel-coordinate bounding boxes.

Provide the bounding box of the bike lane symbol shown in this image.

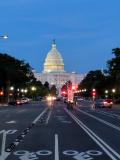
[13,149,103,160]
[0,130,18,160]
[63,150,103,160]
[14,150,52,160]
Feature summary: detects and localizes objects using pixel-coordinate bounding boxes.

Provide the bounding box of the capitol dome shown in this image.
[43,41,65,73]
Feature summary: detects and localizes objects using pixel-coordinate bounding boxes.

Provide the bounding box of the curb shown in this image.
[0,104,8,107]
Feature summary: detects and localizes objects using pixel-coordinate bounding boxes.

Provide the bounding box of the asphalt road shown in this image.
[0,100,120,160]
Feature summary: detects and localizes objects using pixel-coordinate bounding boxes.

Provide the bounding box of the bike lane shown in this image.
[0,104,47,160]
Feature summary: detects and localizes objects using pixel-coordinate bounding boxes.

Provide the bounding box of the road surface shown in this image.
[0,100,120,160]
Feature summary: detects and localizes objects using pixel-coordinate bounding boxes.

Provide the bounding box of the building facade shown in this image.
[34,41,86,95]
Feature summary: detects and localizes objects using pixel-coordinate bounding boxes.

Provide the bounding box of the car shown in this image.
[8,99,22,105]
[56,97,63,101]
[95,99,113,108]
[16,99,23,105]
[67,101,74,110]
[21,98,29,104]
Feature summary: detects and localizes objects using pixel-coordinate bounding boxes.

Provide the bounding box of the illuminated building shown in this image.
[34,40,86,95]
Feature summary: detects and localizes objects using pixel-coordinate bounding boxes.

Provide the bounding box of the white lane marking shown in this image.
[18,109,27,113]
[0,131,10,160]
[65,108,120,160]
[46,110,52,124]
[0,152,10,160]
[0,130,18,160]
[55,134,59,160]
[32,107,48,124]
[61,120,71,124]
[1,131,6,157]
[0,130,17,135]
[6,121,16,124]
[94,110,120,120]
[93,110,116,118]
[77,108,120,132]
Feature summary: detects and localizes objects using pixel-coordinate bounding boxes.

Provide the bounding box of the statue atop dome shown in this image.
[53,39,56,44]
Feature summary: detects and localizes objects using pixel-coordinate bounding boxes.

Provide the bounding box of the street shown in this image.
[0,100,120,160]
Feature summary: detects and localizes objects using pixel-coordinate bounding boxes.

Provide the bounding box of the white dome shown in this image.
[43,41,64,73]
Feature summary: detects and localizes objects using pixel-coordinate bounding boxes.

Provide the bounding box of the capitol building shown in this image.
[34,41,86,95]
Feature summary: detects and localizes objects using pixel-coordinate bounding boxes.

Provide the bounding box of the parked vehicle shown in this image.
[67,101,74,110]
[21,98,29,104]
[9,99,22,105]
[16,99,23,105]
[8,97,30,106]
[95,99,113,108]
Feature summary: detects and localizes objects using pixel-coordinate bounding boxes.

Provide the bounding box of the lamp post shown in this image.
[112,89,116,101]
[10,86,14,91]
[31,86,36,101]
[0,34,8,103]
[105,90,108,98]
[9,86,14,101]
[0,35,8,39]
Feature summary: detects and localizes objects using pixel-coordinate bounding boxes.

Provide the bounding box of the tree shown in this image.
[79,70,106,97]
[0,53,35,101]
[106,48,120,89]
[50,85,57,96]
[44,81,49,89]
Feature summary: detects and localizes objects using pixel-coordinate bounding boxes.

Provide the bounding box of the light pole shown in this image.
[9,86,14,101]
[0,35,9,103]
[0,35,8,40]
[105,90,108,98]
[31,86,36,100]
[112,89,116,101]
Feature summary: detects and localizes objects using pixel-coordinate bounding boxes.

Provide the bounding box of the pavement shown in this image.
[0,100,120,159]
[0,104,8,107]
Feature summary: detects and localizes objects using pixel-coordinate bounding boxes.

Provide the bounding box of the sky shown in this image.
[0,0,120,74]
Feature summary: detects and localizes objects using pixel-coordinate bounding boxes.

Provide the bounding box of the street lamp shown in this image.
[0,35,8,39]
[31,86,36,91]
[105,90,108,98]
[21,89,24,93]
[112,89,116,93]
[105,90,108,94]
[10,86,14,91]
[112,89,116,101]
[31,86,36,100]
[9,86,14,101]
[24,89,28,93]
[0,34,8,103]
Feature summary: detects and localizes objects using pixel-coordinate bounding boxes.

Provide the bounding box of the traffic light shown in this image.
[72,85,78,91]
[61,90,67,97]
[91,89,96,98]
[72,85,76,90]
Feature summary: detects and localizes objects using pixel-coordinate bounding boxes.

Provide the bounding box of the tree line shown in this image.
[78,48,120,99]
[0,53,56,102]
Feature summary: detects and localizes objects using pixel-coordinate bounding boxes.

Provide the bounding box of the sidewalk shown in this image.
[0,103,8,107]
